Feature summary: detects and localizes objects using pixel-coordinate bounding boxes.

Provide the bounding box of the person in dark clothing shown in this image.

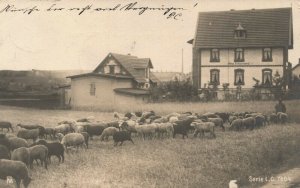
[275,99,286,113]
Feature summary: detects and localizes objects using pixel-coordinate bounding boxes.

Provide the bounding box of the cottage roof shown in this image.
[66,72,132,79]
[192,8,293,49]
[93,53,155,83]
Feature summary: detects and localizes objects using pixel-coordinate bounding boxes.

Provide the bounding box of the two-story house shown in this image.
[67,53,158,110]
[188,8,293,98]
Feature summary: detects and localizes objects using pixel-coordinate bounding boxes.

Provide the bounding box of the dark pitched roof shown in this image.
[114,88,150,96]
[193,8,293,49]
[67,72,132,79]
[93,53,155,83]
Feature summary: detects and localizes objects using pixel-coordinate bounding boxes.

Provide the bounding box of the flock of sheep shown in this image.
[0,110,289,188]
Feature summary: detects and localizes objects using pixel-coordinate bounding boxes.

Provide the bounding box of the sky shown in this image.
[0,0,299,73]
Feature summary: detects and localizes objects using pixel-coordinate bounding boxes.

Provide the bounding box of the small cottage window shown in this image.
[210,69,220,85]
[234,69,245,85]
[109,65,115,74]
[210,49,220,62]
[90,83,96,96]
[234,23,246,39]
[262,69,272,86]
[262,48,272,61]
[234,48,244,62]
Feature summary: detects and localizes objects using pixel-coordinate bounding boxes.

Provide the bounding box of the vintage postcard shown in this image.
[0,0,299,187]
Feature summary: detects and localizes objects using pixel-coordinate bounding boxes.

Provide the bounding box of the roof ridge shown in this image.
[198,7,291,14]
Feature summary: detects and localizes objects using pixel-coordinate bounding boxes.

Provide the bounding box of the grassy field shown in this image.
[0,101,299,188]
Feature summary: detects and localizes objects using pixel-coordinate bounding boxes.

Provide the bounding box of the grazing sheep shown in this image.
[215,112,230,123]
[141,111,155,119]
[55,133,64,142]
[0,144,10,159]
[28,145,48,169]
[17,128,40,142]
[106,121,120,129]
[124,112,133,119]
[155,123,174,138]
[86,123,107,139]
[11,147,30,166]
[169,116,179,123]
[17,124,45,138]
[255,115,266,128]
[229,119,243,131]
[173,117,195,139]
[0,121,14,132]
[135,124,157,140]
[0,134,11,149]
[119,121,137,135]
[8,137,29,151]
[31,139,64,163]
[61,133,86,152]
[100,127,119,141]
[153,117,168,123]
[80,132,89,149]
[207,117,225,131]
[242,117,256,130]
[269,113,278,124]
[44,127,55,139]
[191,122,216,138]
[113,131,134,146]
[277,112,288,124]
[0,159,32,188]
[54,124,73,135]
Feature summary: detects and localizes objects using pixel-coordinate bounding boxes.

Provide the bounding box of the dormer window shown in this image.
[210,49,220,62]
[234,23,246,39]
[109,65,115,74]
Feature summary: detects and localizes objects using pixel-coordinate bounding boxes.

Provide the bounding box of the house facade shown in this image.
[67,53,157,110]
[189,8,293,98]
[292,59,300,79]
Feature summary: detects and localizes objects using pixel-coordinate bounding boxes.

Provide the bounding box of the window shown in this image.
[262,69,272,86]
[234,23,246,39]
[234,69,245,85]
[234,48,244,62]
[109,65,115,74]
[210,49,220,62]
[210,69,220,85]
[262,48,272,61]
[90,83,96,96]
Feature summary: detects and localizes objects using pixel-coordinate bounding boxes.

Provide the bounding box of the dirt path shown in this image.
[261,167,300,188]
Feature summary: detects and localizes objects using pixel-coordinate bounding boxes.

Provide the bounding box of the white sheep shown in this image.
[135,124,157,140]
[99,127,119,141]
[61,133,86,152]
[156,122,174,138]
[169,116,179,123]
[54,124,73,135]
[191,122,216,138]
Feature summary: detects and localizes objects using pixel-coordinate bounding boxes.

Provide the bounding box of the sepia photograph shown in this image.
[0,0,299,187]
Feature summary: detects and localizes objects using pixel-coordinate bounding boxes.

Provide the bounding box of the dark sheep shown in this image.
[11,147,30,166]
[135,111,143,117]
[113,131,134,146]
[86,123,107,139]
[76,118,90,123]
[0,144,10,159]
[80,132,89,149]
[0,134,11,149]
[44,127,55,139]
[0,121,14,132]
[31,139,64,163]
[0,159,32,188]
[124,112,133,119]
[215,112,230,123]
[17,128,40,142]
[242,117,256,130]
[255,115,266,128]
[173,117,195,139]
[28,145,48,169]
[229,119,243,131]
[269,113,278,124]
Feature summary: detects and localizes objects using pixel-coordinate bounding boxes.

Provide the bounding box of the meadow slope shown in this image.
[0,101,299,188]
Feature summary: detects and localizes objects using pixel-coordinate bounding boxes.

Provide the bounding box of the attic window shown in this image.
[234,23,246,39]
